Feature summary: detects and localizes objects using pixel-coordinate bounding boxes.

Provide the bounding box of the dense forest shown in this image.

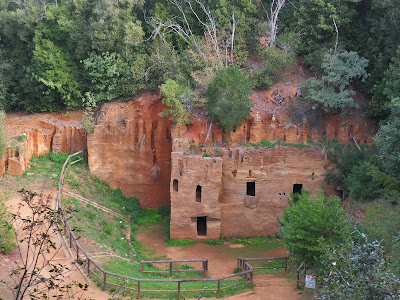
[1,0,400,296]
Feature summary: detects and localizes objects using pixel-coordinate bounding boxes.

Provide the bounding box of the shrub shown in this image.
[279,190,350,267]
[214,147,222,156]
[102,221,113,235]
[319,235,400,299]
[207,66,253,132]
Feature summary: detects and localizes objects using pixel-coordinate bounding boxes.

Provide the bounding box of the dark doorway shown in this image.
[197,217,207,236]
[196,185,202,202]
[173,179,178,192]
[247,182,255,196]
[293,184,303,194]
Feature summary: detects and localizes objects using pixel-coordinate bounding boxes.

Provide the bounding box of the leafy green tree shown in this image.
[81,92,97,134]
[343,162,382,202]
[301,50,368,114]
[280,190,350,266]
[374,99,400,179]
[371,48,400,118]
[206,66,253,132]
[159,80,193,125]
[31,36,81,111]
[319,234,400,299]
[254,47,295,90]
[83,52,130,103]
[293,0,358,54]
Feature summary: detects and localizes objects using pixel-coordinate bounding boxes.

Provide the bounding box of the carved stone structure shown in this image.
[170,147,334,240]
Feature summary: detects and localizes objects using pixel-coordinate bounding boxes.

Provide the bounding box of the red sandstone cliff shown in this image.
[3,111,86,176]
[87,92,172,208]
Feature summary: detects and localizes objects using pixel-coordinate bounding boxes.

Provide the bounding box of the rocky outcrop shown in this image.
[87,93,172,208]
[4,111,86,176]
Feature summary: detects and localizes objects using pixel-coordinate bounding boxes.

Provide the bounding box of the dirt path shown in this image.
[0,187,110,300]
[136,225,314,299]
[219,274,311,300]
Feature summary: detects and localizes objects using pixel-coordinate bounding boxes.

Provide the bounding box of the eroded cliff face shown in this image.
[3,112,86,176]
[87,93,172,208]
[170,147,334,240]
[3,88,375,216]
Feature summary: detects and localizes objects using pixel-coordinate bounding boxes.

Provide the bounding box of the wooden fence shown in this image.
[238,256,289,273]
[56,152,254,299]
[141,259,208,278]
[296,262,307,289]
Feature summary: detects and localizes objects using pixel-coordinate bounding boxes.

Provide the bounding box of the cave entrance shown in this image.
[196,185,202,202]
[247,182,255,196]
[173,179,178,192]
[293,184,303,194]
[197,217,207,236]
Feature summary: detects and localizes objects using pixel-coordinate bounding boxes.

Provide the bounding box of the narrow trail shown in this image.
[1,189,111,300]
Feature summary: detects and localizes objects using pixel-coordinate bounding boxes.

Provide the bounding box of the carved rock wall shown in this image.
[170,147,335,240]
[87,93,172,208]
[170,153,223,240]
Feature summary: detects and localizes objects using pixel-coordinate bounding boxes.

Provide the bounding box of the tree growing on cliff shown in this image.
[206,66,253,132]
[279,190,350,267]
[301,50,368,114]
[159,79,194,125]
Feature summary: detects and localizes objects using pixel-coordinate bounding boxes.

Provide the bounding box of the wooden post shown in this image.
[141,262,143,273]
[103,272,106,291]
[76,246,79,262]
[285,258,288,272]
[203,259,208,278]
[177,281,181,299]
[169,262,173,276]
[137,280,140,299]
[217,279,220,297]
[87,259,90,276]
[203,259,207,278]
[69,231,72,248]
[249,270,253,289]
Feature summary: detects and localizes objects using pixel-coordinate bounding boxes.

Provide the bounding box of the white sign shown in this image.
[305,274,316,289]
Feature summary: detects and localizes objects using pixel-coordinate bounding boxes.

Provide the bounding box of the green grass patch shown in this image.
[91,257,249,299]
[231,236,282,247]
[166,239,198,246]
[243,139,319,150]
[251,259,287,274]
[204,239,225,245]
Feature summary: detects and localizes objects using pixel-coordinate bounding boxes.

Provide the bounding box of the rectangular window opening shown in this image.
[247,182,255,196]
[293,184,303,194]
[197,216,207,236]
[196,185,202,202]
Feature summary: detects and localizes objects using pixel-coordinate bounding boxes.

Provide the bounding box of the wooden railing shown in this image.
[296,262,306,289]
[238,256,289,273]
[141,259,208,278]
[56,152,254,299]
